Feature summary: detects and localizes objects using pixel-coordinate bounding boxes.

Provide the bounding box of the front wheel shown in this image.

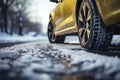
[48,20,65,43]
[77,0,113,50]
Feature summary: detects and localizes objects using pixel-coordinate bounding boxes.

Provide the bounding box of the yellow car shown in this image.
[48,0,120,50]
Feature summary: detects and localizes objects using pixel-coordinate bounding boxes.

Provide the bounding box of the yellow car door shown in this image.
[62,0,75,24]
[55,0,76,34]
[53,3,62,25]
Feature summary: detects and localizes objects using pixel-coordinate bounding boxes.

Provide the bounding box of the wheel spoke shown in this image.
[79,13,83,22]
[87,20,91,29]
[81,30,86,45]
[86,22,89,28]
[87,9,91,21]
[79,28,83,36]
[86,29,90,39]
[51,33,55,41]
[81,7,85,20]
[81,29,90,44]
[83,4,86,18]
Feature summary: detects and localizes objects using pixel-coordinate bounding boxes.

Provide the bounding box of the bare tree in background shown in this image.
[0,0,4,32]
[15,0,27,35]
[0,0,43,35]
[0,0,16,33]
[0,0,28,35]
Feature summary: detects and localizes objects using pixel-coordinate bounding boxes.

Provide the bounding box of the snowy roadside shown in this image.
[0,32,48,43]
[0,31,120,47]
[0,33,120,80]
[0,40,120,80]
[0,32,48,48]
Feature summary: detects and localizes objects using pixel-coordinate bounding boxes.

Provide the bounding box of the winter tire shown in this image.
[77,0,113,50]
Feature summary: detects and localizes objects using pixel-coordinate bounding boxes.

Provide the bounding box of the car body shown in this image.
[48,0,120,50]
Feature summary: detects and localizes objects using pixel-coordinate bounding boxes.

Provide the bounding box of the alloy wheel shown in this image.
[48,23,56,42]
[78,2,92,46]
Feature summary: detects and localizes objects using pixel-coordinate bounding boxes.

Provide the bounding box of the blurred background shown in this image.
[0,0,57,44]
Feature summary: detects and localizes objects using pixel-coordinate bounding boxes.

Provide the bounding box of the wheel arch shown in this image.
[49,12,55,21]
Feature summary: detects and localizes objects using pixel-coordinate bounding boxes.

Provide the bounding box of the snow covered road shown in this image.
[0,41,120,80]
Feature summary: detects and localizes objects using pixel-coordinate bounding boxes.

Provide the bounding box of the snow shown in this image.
[0,61,10,71]
[1,31,120,46]
[0,32,120,80]
[0,32,48,43]
[0,50,20,60]
[0,41,120,79]
[112,35,120,44]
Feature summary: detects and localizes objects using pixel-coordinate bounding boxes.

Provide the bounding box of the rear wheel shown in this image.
[77,0,113,50]
[48,19,65,43]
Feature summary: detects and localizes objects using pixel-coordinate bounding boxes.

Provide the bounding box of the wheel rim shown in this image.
[48,23,56,42]
[78,2,91,45]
